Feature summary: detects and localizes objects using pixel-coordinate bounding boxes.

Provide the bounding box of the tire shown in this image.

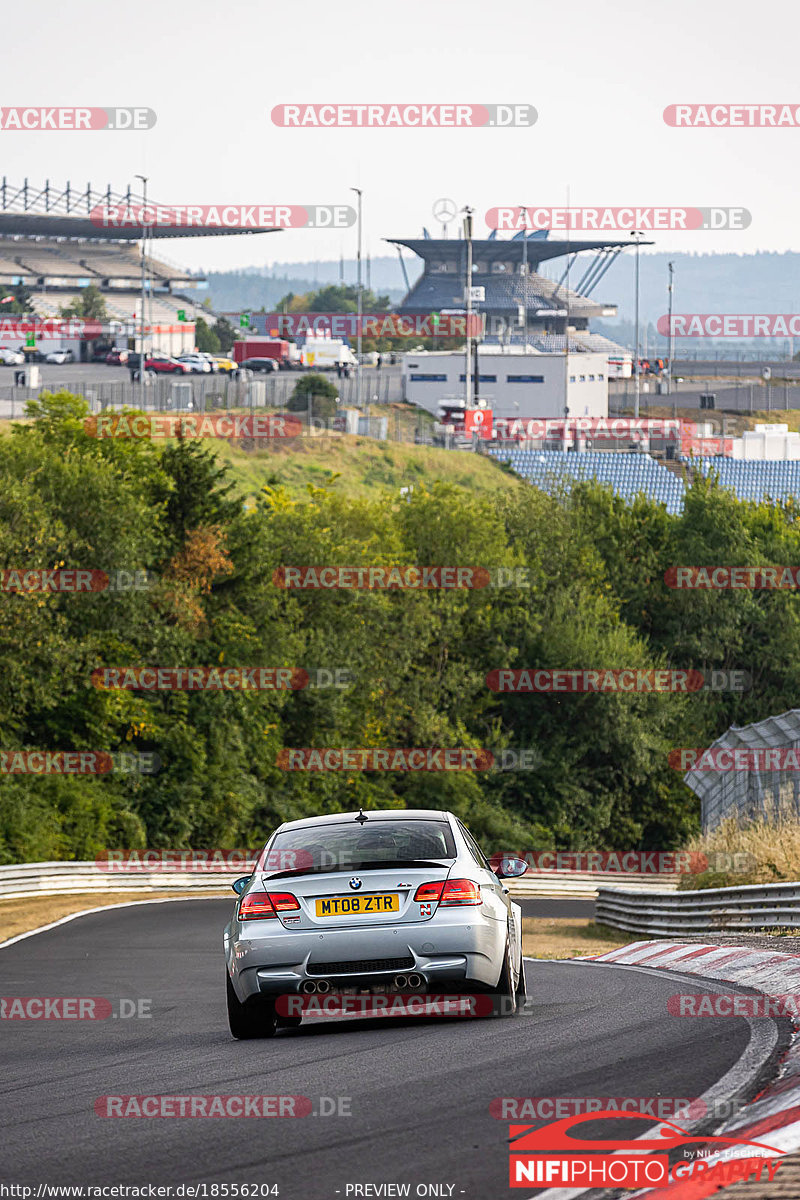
[490,940,519,1018]
[173,368,182,374]
[226,971,277,1039]
[516,956,527,1010]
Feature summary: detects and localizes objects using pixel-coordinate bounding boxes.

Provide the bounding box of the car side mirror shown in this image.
[493,856,528,879]
[231,875,251,895]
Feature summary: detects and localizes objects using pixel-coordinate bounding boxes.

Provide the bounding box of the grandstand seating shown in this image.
[692,458,800,503]
[490,448,686,514]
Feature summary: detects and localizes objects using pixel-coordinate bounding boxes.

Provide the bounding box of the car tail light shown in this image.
[412,879,481,906]
[238,891,300,921]
[268,892,301,913]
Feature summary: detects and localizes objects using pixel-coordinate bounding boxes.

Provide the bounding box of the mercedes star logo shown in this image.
[432,197,458,224]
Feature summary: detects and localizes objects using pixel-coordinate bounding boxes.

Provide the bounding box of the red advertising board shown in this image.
[464,408,493,439]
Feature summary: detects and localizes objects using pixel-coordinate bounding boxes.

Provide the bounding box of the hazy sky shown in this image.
[6,0,800,274]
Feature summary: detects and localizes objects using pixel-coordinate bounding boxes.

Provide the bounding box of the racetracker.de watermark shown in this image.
[490,1096,737,1120]
[0,750,161,775]
[665,566,800,589]
[94,1096,311,1118]
[91,667,308,691]
[1,997,150,1019]
[664,103,800,126]
[90,204,355,229]
[0,568,152,593]
[272,565,531,589]
[260,312,482,338]
[485,668,750,693]
[276,748,494,771]
[271,103,536,127]
[0,107,156,130]
[669,993,800,1017]
[486,206,750,232]
[95,849,312,872]
[83,413,302,441]
[671,747,800,770]
[657,314,800,336]
[276,994,493,1018]
[488,850,706,874]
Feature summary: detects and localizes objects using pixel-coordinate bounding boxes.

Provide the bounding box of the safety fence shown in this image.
[0,861,679,902]
[596,880,800,934]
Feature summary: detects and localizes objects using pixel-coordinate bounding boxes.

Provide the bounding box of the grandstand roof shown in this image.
[0,181,282,241]
[386,236,652,266]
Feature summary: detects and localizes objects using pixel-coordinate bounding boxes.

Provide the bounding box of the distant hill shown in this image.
[204,251,800,354]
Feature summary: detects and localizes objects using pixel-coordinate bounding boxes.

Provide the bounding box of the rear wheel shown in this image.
[490,941,519,1017]
[226,971,277,1039]
[516,956,527,1010]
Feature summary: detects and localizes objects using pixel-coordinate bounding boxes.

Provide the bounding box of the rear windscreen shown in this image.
[258,819,457,873]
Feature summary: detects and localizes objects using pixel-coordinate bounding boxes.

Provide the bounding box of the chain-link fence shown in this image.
[0,367,406,420]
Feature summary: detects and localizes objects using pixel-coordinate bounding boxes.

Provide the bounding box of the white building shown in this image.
[401,348,608,422]
[729,424,800,460]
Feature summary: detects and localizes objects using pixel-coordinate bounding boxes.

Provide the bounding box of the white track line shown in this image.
[0,894,229,950]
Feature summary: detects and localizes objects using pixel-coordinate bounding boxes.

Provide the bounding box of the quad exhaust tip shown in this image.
[406,973,423,990]
[316,979,331,994]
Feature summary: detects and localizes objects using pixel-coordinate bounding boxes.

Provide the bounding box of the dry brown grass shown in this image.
[522,917,631,959]
[0,890,230,943]
[680,816,800,889]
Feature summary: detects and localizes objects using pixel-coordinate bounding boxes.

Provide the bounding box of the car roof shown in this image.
[273,808,452,834]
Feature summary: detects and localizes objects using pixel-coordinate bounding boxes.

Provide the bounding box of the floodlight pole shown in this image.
[350,187,363,411]
[632,230,643,418]
[135,174,148,407]
[521,205,527,348]
[463,206,473,411]
[666,260,675,395]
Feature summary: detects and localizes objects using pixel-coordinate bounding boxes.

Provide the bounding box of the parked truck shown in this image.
[299,338,357,370]
[233,339,299,369]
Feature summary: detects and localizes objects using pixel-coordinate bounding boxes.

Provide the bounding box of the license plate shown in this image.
[315,893,399,917]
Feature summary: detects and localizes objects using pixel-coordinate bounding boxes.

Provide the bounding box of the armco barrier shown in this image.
[0,861,679,902]
[597,879,800,935]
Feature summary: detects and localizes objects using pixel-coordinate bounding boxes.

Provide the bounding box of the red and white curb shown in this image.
[532,940,800,1200]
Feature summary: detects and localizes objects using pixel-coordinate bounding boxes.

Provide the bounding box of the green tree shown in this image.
[288,374,339,421]
[194,316,221,355]
[213,317,236,354]
[59,284,109,320]
[0,283,35,314]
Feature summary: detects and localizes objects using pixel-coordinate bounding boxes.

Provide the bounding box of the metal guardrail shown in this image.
[0,862,679,903]
[596,880,800,935]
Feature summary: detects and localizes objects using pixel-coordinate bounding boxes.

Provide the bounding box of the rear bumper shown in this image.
[225,911,504,1003]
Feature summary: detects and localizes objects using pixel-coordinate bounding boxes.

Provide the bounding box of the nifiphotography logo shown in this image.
[507,1109,783,1188]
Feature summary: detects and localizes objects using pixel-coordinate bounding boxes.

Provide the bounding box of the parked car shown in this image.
[239,357,280,374]
[213,356,239,374]
[20,346,46,362]
[0,347,26,365]
[91,345,114,363]
[105,348,130,366]
[144,354,192,375]
[45,349,75,364]
[198,353,219,373]
[177,354,211,374]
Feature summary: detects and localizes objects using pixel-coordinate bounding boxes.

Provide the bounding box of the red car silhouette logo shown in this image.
[510,1109,781,1156]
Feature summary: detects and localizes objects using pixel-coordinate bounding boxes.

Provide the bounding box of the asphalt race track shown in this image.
[0,899,786,1199]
